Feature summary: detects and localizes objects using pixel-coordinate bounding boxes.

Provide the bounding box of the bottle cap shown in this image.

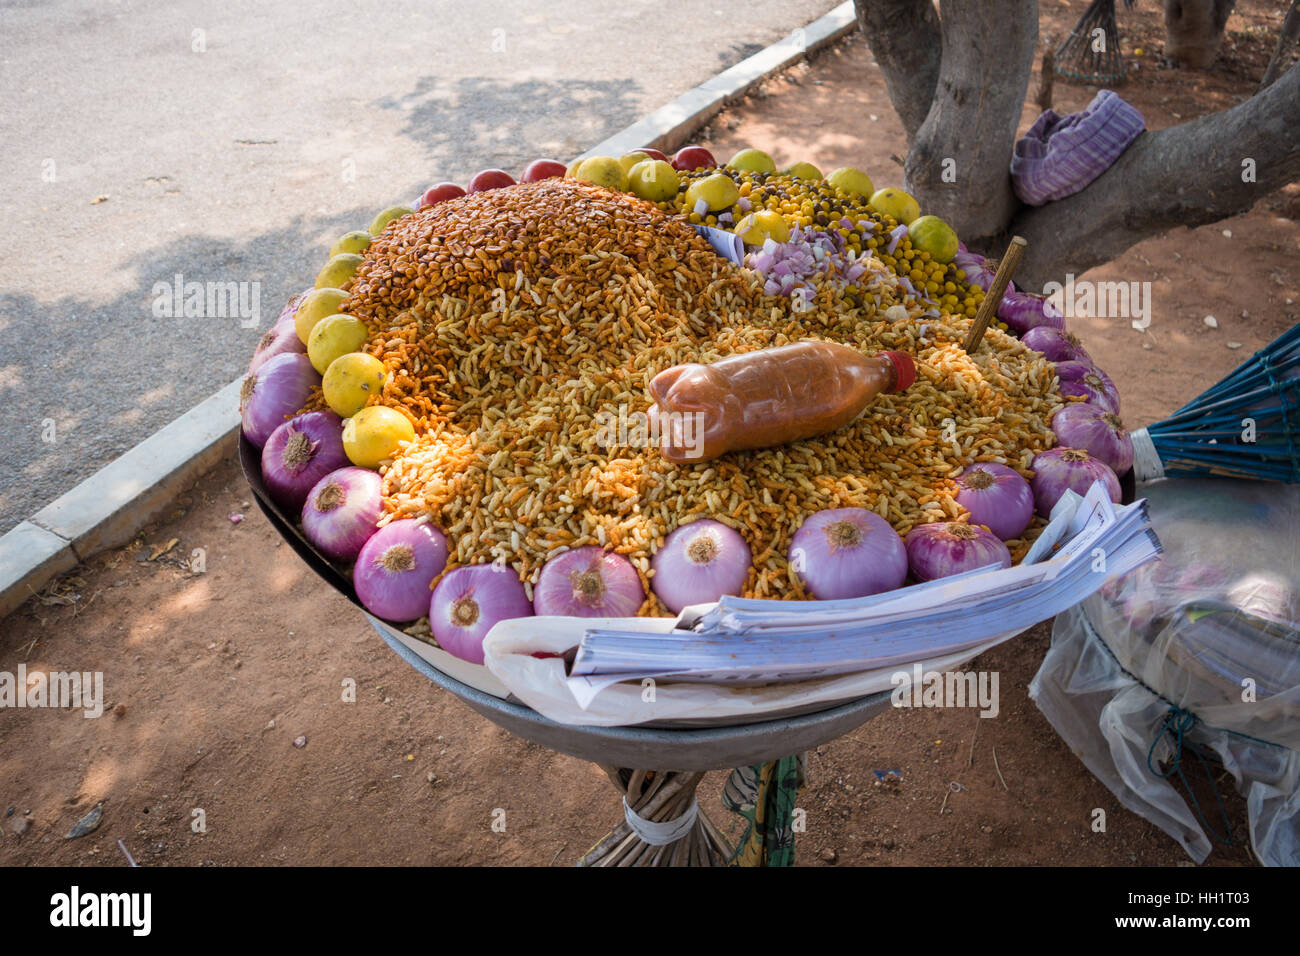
[882,351,915,392]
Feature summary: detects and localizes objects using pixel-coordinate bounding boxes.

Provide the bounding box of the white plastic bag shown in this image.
[1030,477,1300,865]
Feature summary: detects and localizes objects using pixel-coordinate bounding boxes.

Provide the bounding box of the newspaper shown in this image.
[565,482,1160,701]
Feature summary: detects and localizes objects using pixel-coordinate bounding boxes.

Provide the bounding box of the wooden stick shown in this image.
[963,236,1027,353]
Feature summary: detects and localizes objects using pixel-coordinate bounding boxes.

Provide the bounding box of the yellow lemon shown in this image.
[315,253,364,289]
[322,352,387,418]
[575,156,628,192]
[368,205,413,235]
[294,288,349,344]
[734,209,791,246]
[907,215,960,264]
[728,148,776,174]
[329,230,372,257]
[782,161,823,180]
[869,187,921,225]
[307,313,369,374]
[343,406,415,469]
[827,167,874,197]
[627,160,679,202]
[684,173,740,213]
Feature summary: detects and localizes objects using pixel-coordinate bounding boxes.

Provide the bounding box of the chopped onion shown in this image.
[886,224,908,255]
[354,520,449,623]
[905,522,1012,582]
[789,508,907,600]
[1029,448,1121,517]
[261,411,349,512]
[1051,404,1134,474]
[430,564,534,664]
[240,352,320,448]
[953,463,1035,541]
[997,290,1064,336]
[533,546,645,617]
[1021,326,1091,364]
[651,519,752,613]
[300,466,383,562]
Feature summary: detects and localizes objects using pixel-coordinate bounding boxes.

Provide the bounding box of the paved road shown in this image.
[0,0,836,534]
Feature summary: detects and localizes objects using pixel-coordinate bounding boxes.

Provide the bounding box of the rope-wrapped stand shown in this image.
[578,767,734,867]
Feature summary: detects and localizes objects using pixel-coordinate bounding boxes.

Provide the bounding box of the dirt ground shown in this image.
[2,1,1295,866]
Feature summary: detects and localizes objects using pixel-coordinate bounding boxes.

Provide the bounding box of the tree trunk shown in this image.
[1008,56,1300,290]
[853,0,943,141]
[903,0,1040,238]
[1163,0,1238,69]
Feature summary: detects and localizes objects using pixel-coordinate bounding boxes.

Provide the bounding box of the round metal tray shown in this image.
[376,622,895,771]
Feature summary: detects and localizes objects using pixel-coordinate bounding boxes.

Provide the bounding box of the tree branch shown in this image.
[904,0,1040,237]
[853,0,943,141]
[1260,0,1300,91]
[1007,59,1300,291]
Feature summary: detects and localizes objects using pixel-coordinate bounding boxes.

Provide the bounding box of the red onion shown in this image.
[300,467,383,562]
[651,520,751,613]
[1051,404,1133,474]
[953,463,1035,541]
[354,519,449,623]
[1030,448,1121,517]
[249,312,307,374]
[533,546,645,617]
[430,564,534,664]
[1055,361,1120,414]
[952,251,1015,296]
[261,411,349,511]
[240,352,320,448]
[997,290,1064,336]
[886,224,908,255]
[1021,327,1091,364]
[905,522,1012,581]
[789,508,907,600]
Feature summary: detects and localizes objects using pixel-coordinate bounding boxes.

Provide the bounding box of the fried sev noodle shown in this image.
[326,178,1061,613]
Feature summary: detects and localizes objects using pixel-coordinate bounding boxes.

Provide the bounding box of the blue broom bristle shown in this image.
[1145,323,1300,483]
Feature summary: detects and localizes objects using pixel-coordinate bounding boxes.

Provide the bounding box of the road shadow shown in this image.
[373,75,643,167]
[0,203,375,535]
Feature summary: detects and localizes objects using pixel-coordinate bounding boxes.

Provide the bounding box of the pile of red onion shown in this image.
[788,508,907,600]
[533,546,646,617]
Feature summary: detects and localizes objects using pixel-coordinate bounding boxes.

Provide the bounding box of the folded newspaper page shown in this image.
[565,482,1161,698]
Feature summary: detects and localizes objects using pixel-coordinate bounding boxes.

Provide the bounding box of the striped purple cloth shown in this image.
[1010,90,1145,205]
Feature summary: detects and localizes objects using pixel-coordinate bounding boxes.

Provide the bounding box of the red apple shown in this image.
[520,159,567,182]
[417,182,465,209]
[637,147,670,163]
[671,146,716,172]
[467,169,516,193]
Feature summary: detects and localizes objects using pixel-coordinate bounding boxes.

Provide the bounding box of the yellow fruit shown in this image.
[294,288,349,344]
[565,159,582,177]
[782,161,823,180]
[322,352,386,418]
[728,148,776,174]
[575,156,628,192]
[907,215,959,264]
[343,405,415,469]
[734,209,791,246]
[684,173,740,213]
[315,252,364,289]
[626,160,679,202]
[368,205,413,235]
[618,152,653,175]
[869,187,921,225]
[329,230,372,257]
[827,167,874,197]
[307,314,369,375]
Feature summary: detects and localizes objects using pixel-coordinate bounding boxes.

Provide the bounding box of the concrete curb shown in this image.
[579,2,857,160]
[0,2,859,619]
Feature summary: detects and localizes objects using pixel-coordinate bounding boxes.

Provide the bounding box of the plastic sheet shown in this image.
[1030,477,1300,865]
